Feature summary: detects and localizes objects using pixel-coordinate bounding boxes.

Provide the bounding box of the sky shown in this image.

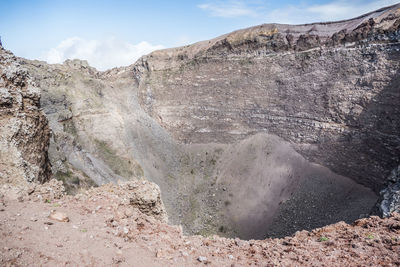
[0,0,398,70]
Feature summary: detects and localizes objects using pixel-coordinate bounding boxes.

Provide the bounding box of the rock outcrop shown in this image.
[377,165,400,217]
[81,180,168,223]
[0,46,51,184]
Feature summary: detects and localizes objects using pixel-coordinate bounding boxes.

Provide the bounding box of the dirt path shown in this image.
[1,182,399,267]
[0,196,168,266]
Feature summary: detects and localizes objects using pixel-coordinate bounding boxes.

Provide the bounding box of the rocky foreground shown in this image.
[0,180,399,267]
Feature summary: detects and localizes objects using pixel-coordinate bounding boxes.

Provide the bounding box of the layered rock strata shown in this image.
[134,4,400,191]
[0,46,51,184]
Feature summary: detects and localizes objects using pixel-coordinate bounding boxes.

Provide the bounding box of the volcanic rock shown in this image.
[0,47,51,184]
[49,211,69,222]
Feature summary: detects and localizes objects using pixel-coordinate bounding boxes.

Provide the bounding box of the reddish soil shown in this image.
[1,184,400,267]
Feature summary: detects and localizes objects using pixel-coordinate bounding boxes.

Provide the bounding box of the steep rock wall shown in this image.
[135,5,400,191]
[0,47,51,184]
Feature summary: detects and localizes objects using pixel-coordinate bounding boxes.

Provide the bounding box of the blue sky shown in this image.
[0,0,398,70]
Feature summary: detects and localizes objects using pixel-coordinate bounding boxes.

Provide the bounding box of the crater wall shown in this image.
[135,5,400,191]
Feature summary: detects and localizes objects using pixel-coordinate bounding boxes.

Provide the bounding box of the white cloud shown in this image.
[265,0,400,24]
[41,37,164,71]
[198,1,259,18]
[199,0,399,23]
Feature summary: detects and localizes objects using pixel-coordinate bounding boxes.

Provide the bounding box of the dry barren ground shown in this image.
[0,181,399,267]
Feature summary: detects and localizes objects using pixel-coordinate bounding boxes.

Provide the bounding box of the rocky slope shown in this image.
[0,45,51,185]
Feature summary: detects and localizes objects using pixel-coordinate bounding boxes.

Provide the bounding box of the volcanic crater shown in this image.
[1,4,400,242]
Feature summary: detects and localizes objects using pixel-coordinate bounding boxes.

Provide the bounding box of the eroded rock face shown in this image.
[117,180,168,223]
[135,4,400,191]
[20,58,147,191]
[0,47,51,184]
[377,165,400,217]
[74,179,168,223]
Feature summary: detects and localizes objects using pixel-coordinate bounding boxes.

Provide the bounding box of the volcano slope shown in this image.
[7,4,400,240]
